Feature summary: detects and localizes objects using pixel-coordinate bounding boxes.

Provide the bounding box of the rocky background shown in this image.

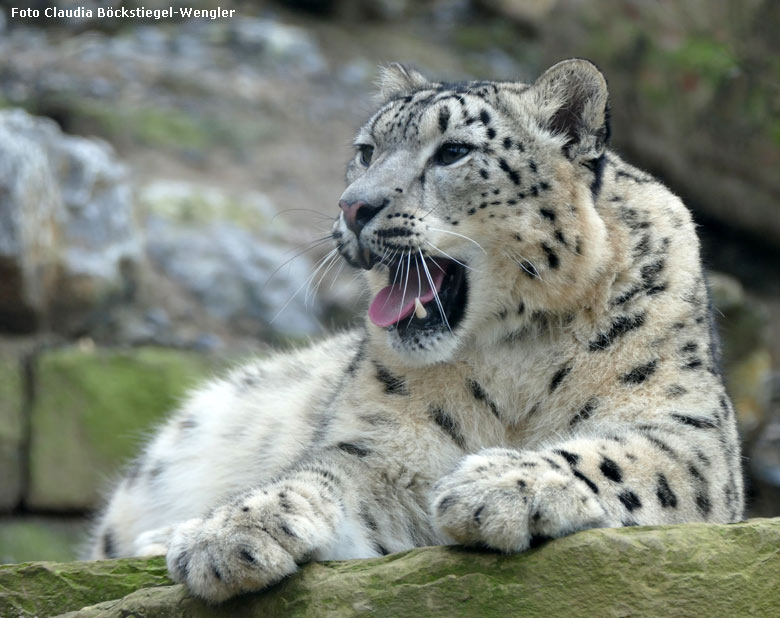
[0,0,778,565]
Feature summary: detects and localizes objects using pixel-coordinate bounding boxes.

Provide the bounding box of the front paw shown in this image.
[167,484,334,603]
[431,449,609,553]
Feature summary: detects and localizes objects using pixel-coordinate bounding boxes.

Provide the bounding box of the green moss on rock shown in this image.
[26,346,225,510]
[0,352,24,510]
[1,519,778,617]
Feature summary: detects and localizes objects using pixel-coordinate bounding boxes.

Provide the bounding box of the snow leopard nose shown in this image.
[339,199,386,238]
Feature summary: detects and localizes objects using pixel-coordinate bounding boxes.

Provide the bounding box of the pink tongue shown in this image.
[369,259,447,327]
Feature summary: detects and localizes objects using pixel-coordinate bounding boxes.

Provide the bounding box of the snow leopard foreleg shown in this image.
[432,418,741,551]
[166,451,382,603]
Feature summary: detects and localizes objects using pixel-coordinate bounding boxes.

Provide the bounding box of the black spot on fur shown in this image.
[549,365,572,392]
[498,158,521,185]
[555,449,580,466]
[360,503,378,531]
[682,358,704,370]
[373,362,407,395]
[542,456,562,470]
[429,406,466,449]
[619,360,658,384]
[338,442,370,458]
[479,169,490,180]
[542,244,559,269]
[503,137,512,149]
[696,492,712,516]
[666,384,688,398]
[479,109,491,125]
[618,490,642,512]
[473,505,484,524]
[656,474,678,508]
[345,337,367,375]
[589,313,646,351]
[487,127,496,139]
[539,208,556,222]
[572,469,599,494]
[599,457,623,483]
[468,380,501,419]
[438,107,450,133]
[570,397,598,427]
[670,413,718,429]
[102,530,117,558]
[437,494,455,514]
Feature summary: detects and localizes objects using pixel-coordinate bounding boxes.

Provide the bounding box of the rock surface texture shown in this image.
[1,519,778,617]
[0,109,141,334]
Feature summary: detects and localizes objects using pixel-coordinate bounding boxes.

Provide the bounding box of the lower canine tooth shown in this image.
[414,297,428,319]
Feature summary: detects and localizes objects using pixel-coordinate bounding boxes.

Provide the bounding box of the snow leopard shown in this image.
[90,59,744,603]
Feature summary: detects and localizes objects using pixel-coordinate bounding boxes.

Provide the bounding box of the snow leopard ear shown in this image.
[529,59,610,161]
[376,63,429,100]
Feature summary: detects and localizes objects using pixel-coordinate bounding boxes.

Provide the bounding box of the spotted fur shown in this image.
[90,60,743,603]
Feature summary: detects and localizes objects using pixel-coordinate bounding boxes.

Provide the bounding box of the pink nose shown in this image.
[339,199,382,237]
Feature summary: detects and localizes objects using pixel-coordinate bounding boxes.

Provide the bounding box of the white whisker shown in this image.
[424,240,478,272]
[419,248,453,335]
[427,227,487,254]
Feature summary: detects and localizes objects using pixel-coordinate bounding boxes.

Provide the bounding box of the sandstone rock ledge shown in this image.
[1,519,778,618]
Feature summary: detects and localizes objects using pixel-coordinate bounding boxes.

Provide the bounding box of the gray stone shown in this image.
[0,109,142,334]
[140,181,321,339]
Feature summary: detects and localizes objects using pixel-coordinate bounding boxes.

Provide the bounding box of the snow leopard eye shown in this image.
[434,143,472,166]
[358,145,374,167]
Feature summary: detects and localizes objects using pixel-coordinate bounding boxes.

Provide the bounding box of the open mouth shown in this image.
[368,257,468,334]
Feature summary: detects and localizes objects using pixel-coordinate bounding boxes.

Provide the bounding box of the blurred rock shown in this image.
[228,18,326,74]
[477,0,559,27]
[0,109,142,335]
[0,349,24,511]
[140,181,322,340]
[709,272,772,438]
[26,346,226,510]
